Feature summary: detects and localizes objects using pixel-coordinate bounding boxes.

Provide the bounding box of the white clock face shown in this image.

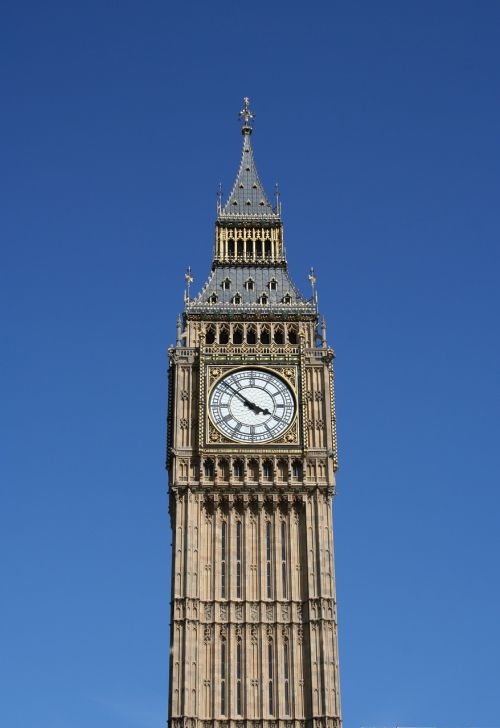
[209,368,296,443]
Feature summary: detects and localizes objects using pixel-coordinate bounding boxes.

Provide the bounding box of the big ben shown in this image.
[166,99,341,728]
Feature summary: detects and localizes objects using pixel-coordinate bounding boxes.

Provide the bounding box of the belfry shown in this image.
[167,99,341,728]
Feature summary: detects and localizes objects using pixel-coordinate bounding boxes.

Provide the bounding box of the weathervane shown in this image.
[239,97,254,131]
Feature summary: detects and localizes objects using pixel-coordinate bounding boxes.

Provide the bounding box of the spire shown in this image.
[218,98,280,222]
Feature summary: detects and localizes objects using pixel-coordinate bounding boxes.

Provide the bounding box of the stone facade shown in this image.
[167,100,341,728]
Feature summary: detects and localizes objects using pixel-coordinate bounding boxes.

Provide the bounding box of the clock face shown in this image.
[209,368,296,443]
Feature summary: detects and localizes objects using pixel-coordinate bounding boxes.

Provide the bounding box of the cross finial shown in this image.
[239,97,254,133]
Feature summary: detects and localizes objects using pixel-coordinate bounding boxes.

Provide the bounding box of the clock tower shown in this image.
[167,99,341,728]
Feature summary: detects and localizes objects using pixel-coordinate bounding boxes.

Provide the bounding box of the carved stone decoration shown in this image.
[273,422,298,444]
[281,604,289,620]
[266,604,273,621]
[250,602,259,620]
[220,604,227,620]
[235,604,243,620]
[208,423,222,442]
[209,367,222,384]
[204,604,212,620]
[250,626,258,645]
[204,626,211,643]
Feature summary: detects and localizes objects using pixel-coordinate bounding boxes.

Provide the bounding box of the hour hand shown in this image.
[245,402,271,416]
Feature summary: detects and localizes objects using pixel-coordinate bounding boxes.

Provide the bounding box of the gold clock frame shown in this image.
[201,364,301,449]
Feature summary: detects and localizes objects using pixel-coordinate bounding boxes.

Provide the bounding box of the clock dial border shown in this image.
[204,365,300,447]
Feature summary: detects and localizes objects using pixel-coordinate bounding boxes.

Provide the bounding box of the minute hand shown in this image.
[222,382,271,415]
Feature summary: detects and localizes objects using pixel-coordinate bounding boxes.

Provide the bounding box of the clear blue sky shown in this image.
[1,2,499,727]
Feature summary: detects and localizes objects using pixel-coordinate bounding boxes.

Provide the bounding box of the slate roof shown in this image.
[218,129,280,222]
[187,265,315,314]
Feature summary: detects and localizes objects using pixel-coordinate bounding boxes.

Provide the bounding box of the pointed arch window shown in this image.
[284,639,290,715]
[282,292,292,304]
[219,325,229,344]
[277,459,287,481]
[236,639,243,714]
[236,520,242,599]
[219,458,229,482]
[268,277,278,291]
[233,324,243,344]
[259,293,269,305]
[268,640,274,714]
[220,638,227,714]
[208,293,218,304]
[281,520,288,598]
[206,324,216,344]
[260,325,271,344]
[221,521,227,599]
[288,325,298,344]
[233,459,244,479]
[222,278,231,291]
[292,460,303,479]
[247,325,257,344]
[245,278,255,291]
[248,458,259,481]
[204,459,214,478]
[232,292,242,305]
[266,520,273,599]
[263,460,273,479]
[274,325,285,344]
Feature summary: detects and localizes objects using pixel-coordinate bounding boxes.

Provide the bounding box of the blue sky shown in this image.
[1,1,499,727]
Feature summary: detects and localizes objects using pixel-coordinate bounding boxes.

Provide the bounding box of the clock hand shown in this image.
[221,382,272,416]
[221,382,257,409]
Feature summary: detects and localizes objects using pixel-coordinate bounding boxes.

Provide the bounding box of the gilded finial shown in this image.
[216,183,223,214]
[239,97,254,134]
[184,266,194,303]
[274,183,281,216]
[308,267,318,309]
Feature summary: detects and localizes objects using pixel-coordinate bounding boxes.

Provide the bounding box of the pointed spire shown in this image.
[218,98,280,222]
